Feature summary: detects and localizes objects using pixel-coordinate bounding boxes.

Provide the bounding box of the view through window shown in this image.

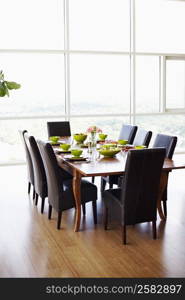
[0,0,185,164]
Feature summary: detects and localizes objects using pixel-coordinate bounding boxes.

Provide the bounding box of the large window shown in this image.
[136,0,185,53]
[0,0,66,164]
[0,53,65,117]
[1,0,185,165]
[0,0,64,49]
[166,58,185,111]
[69,0,130,51]
[70,54,130,114]
[135,56,160,113]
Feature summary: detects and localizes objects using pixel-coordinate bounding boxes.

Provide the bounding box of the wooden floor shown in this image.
[0,163,185,278]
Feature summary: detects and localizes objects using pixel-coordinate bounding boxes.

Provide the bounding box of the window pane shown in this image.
[0,53,65,117]
[70,116,130,140]
[69,0,130,51]
[136,56,159,113]
[0,0,64,49]
[166,60,185,109]
[135,114,185,152]
[0,118,67,164]
[70,54,130,114]
[136,0,185,53]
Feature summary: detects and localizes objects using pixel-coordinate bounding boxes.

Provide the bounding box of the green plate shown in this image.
[102,143,117,148]
[135,145,146,149]
[98,148,121,157]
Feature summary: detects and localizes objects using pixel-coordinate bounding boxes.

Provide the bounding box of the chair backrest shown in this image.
[153,134,177,159]
[37,140,64,211]
[24,133,47,198]
[118,124,137,144]
[121,148,166,226]
[19,130,34,185]
[47,121,71,138]
[133,129,152,147]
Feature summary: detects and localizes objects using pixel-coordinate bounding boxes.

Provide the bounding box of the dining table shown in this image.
[55,145,185,232]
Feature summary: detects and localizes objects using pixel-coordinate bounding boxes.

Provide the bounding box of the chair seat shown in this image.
[59,168,73,180]
[102,175,120,185]
[63,179,97,205]
[38,180,48,199]
[103,188,122,206]
[103,188,122,225]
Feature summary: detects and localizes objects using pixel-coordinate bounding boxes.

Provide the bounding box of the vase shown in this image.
[87,132,97,155]
[90,132,97,148]
[88,132,97,162]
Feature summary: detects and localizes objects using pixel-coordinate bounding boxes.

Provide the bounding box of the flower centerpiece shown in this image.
[86,125,102,147]
[87,125,102,134]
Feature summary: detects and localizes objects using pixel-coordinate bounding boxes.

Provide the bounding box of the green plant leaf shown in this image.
[3,82,10,96]
[0,82,7,97]
[0,70,4,81]
[5,81,21,90]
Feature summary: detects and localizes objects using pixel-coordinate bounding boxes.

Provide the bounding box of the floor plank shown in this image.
[0,164,185,277]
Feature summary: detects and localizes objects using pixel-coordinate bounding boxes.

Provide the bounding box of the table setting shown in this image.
[49,125,148,165]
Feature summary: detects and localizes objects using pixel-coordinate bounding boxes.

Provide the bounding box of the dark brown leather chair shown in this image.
[118,124,138,143]
[47,121,71,138]
[133,129,152,147]
[24,133,48,213]
[101,127,151,192]
[153,134,177,217]
[153,134,177,159]
[19,130,35,199]
[103,148,166,244]
[37,140,97,229]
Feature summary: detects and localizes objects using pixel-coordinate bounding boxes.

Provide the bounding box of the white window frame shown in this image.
[164,55,185,112]
[1,0,185,165]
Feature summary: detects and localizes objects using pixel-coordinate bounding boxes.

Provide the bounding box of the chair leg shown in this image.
[163,200,167,217]
[109,183,113,189]
[28,182,31,194]
[92,176,95,183]
[41,197,45,214]
[101,177,106,193]
[92,200,97,225]
[33,189,35,200]
[122,225,127,245]
[104,206,108,230]
[82,203,86,215]
[152,220,157,240]
[48,205,52,219]
[35,194,38,206]
[57,211,62,230]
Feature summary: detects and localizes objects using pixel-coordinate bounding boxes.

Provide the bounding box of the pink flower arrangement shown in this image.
[87,125,102,133]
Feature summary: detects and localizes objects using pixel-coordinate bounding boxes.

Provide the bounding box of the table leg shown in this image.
[157,172,168,220]
[73,169,82,232]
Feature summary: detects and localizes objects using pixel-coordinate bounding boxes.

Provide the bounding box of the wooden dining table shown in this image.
[56,148,185,232]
